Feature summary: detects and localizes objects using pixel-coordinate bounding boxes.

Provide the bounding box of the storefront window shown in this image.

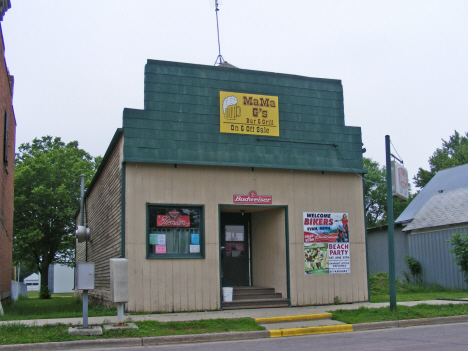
[147,205,204,258]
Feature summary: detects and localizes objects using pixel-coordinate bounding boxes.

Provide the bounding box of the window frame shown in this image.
[146,203,205,259]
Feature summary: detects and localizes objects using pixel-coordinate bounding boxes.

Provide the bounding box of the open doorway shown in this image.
[219,205,290,309]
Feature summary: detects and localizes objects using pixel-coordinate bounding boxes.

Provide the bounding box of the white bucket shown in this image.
[222,287,233,302]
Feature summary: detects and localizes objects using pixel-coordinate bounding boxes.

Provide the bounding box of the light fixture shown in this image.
[241,210,245,216]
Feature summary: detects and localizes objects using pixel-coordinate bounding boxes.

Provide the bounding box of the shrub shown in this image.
[39,285,51,299]
[448,233,468,284]
[403,255,423,285]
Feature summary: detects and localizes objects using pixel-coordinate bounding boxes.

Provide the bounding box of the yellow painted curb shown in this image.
[255,313,332,323]
[269,324,353,337]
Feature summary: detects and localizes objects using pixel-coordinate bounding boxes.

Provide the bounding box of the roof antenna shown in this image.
[214,0,225,66]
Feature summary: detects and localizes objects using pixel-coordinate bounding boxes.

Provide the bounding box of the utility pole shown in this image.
[385,135,397,310]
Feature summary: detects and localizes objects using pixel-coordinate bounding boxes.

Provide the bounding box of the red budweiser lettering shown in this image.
[157,210,190,227]
[233,190,272,204]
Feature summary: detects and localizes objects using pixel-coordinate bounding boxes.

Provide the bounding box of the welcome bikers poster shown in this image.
[303,212,351,275]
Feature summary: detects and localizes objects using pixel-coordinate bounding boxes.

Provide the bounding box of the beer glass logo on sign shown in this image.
[223,96,241,120]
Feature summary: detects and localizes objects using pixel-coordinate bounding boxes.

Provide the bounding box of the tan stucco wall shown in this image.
[125,163,367,312]
[288,171,367,306]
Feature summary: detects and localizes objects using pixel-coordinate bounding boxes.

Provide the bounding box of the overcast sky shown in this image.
[2,1,467,188]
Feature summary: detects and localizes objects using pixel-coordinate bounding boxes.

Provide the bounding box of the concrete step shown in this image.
[222,298,290,310]
[234,288,276,295]
[233,292,283,300]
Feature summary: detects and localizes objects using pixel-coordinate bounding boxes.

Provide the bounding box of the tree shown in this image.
[414,131,468,189]
[363,158,387,228]
[13,136,99,298]
[363,157,413,228]
[448,233,468,284]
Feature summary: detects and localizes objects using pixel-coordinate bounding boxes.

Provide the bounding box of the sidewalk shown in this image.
[1,300,468,350]
[2,299,466,327]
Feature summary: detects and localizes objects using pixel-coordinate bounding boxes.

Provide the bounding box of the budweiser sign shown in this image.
[233,190,272,204]
[157,210,190,227]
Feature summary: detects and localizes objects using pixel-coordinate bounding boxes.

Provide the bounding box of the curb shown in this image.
[142,330,270,346]
[352,315,468,331]
[2,315,468,350]
[0,331,270,351]
[0,338,142,350]
[270,324,353,337]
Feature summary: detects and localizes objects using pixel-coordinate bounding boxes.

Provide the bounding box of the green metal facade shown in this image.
[122,60,364,173]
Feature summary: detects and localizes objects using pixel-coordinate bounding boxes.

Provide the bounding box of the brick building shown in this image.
[77,60,367,312]
[0,0,15,304]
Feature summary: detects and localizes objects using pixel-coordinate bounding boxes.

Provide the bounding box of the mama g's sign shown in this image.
[219,91,279,136]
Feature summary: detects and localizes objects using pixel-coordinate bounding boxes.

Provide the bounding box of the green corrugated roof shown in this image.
[123,60,364,173]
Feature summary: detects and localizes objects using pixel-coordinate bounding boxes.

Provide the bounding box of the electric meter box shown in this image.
[110,258,129,303]
[76,262,95,290]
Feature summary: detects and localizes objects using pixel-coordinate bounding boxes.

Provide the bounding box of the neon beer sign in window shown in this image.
[157,210,190,227]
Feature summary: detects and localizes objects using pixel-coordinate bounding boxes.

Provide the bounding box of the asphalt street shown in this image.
[66,322,468,351]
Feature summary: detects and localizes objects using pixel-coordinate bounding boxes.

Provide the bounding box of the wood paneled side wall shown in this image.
[125,163,367,312]
[76,136,123,305]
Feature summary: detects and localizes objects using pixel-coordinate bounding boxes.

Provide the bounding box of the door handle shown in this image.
[220,246,225,250]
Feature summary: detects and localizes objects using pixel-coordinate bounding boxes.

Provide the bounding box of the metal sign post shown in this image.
[385,135,397,311]
[83,290,89,327]
[69,175,101,335]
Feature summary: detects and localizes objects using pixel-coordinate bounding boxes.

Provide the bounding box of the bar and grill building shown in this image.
[76,60,368,312]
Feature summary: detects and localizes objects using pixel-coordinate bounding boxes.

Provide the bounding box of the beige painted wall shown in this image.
[251,208,287,298]
[125,163,367,312]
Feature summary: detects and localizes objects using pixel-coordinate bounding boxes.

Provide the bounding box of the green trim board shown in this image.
[121,162,126,258]
[285,206,291,306]
[218,208,222,309]
[123,60,364,173]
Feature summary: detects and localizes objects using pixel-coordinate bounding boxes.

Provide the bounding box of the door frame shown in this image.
[218,204,290,309]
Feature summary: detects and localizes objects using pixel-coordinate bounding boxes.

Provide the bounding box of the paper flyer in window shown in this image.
[225,226,244,242]
[157,234,166,245]
[190,245,200,253]
[149,234,158,245]
[155,245,166,254]
[191,233,199,245]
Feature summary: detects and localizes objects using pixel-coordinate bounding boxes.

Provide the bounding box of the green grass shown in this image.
[369,272,468,303]
[332,303,468,324]
[27,292,74,298]
[0,318,263,345]
[0,296,116,321]
[371,292,468,303]
[329,272,468,325]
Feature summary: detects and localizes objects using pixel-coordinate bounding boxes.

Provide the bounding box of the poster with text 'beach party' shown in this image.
[303,212,351,275]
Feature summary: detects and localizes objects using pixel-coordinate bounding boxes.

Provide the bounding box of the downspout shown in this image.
[80,175,88,262]
[363,177,370,301]
[121,162,126,258]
